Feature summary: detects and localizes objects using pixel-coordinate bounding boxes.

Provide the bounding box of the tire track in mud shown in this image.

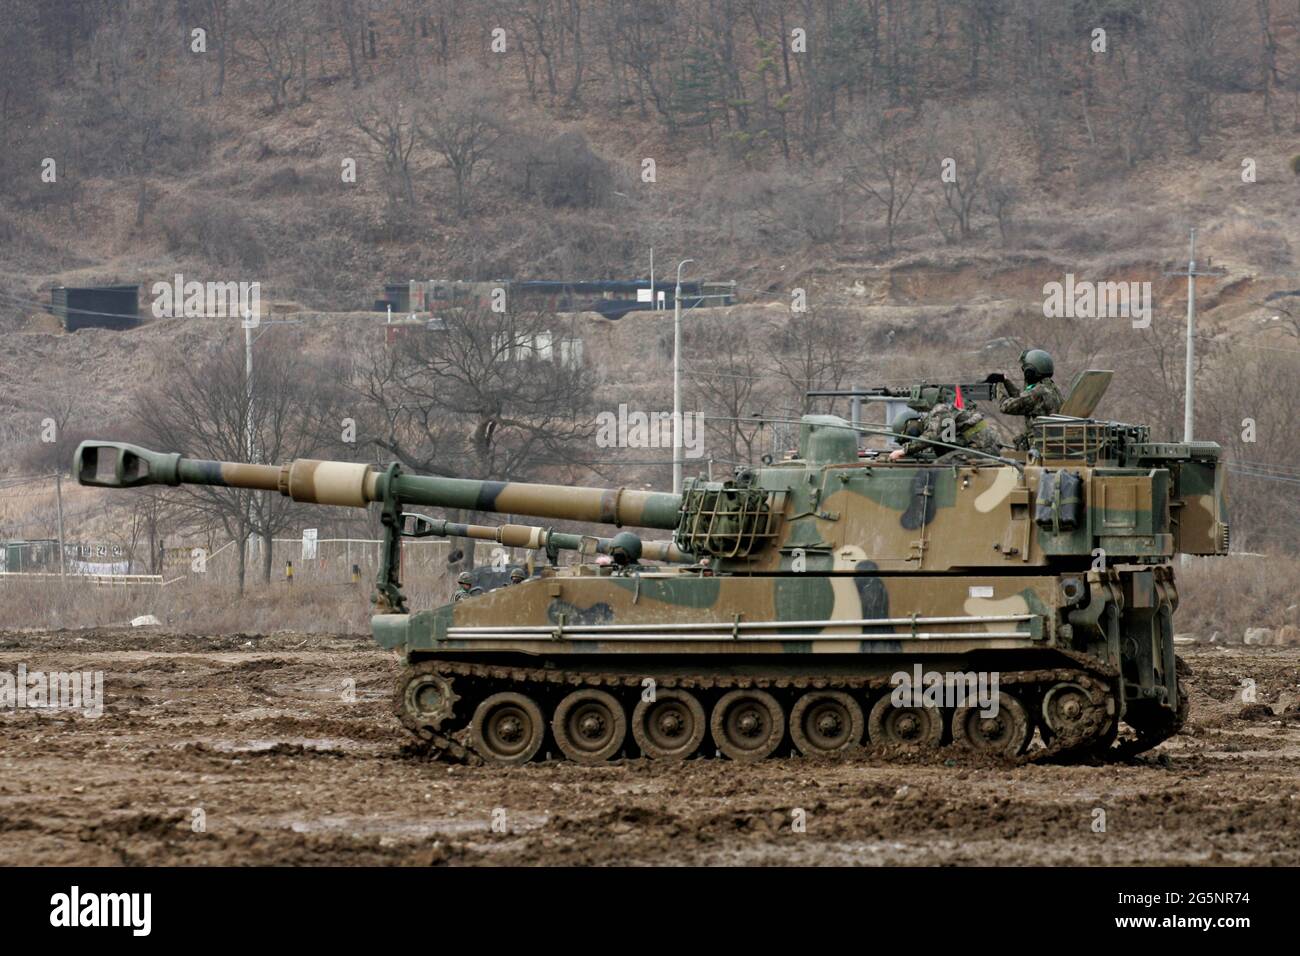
[1,629,1298,865]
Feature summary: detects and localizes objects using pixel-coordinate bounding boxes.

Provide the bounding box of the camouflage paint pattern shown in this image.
[415,517,691,563]
[372,569,1079,660]
[75,399,1221,734]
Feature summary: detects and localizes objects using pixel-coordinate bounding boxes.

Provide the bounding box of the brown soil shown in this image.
[1,628,1297,866]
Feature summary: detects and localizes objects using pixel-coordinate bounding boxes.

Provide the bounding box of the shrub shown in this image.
[161,198,266,271]
[504,130,613,208]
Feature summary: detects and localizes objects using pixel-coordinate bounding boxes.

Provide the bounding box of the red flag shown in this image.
[954,384,965,410]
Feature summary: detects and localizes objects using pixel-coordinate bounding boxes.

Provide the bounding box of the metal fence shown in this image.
[162,535,545,586]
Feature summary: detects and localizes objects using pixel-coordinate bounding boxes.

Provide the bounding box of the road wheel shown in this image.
[711,689,784,762]
[952,691,1031,756]
[631,689,706,760]
[789,691,864,756]
[868,693,943,749]
[552,689,626,764]
[470,692,545,766]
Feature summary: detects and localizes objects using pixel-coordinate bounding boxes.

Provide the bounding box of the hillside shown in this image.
[1,0,1299,566]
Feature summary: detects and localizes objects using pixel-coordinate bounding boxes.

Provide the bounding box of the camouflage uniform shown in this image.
[453,571,483,602]
[900,403,1002,461]
[999,380,1063,450]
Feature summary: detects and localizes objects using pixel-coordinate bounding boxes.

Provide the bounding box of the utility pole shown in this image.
[54,472,66,577]
[673,258,694,494]
[849,385,862,451]
[1165,228,1226,442]
[244,315,255,462]
[241,310,301,569]
[243,311,256,568]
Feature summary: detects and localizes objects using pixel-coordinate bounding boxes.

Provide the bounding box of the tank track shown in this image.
[394,655,1140,766]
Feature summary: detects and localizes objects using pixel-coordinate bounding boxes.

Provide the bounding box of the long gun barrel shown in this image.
[411,517,691,564]
[74,441,684,531]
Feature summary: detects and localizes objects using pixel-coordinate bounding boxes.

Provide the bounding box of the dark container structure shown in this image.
[51,285,140,331]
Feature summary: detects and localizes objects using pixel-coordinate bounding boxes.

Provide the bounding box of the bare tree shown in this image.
[351,303,597,568]
[764,307,865,415]
[420,71,507,216]
[1200,349,1300,551]
[841,103,927,250]
[193,0,231,98]
[1255,0,1283,131]
[355,303,597,482]
[325,0,366,90]
[684,315,768,469]
[349,74,422,210]
[19,395,83,476]
[1163,0,1251,153]
[233,0,317,110]
[132,329,338,590]
[0,0,43,128]
[924,105,993,243]
[983,169,1021,246]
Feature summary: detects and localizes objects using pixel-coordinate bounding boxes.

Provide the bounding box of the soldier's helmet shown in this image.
[457,571,474,587]
[1020,349,1054,381]
[509,567,525,582]
[607,531,643,566]
[892,408,925,439]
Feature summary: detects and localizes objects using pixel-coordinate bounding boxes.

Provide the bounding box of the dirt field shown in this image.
[1,627,1297,866]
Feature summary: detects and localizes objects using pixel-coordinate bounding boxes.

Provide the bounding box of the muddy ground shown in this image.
[0,628,1297,866]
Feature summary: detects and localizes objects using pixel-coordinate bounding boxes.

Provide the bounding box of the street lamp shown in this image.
[673,258,694,494]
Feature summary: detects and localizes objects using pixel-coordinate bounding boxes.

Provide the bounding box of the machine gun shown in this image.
[805,384,1001,448]
[806,382,1000,413]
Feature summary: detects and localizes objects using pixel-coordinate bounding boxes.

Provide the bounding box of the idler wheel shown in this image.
[552,689,627,764]
[790,691,864,756]
[1041,682,1102,741]
[952,691,1031,756]
[632,689,706,760]
[394,663,460,738]
[470,692,545,765]
[867,694,943,750]
[711,690,785,762]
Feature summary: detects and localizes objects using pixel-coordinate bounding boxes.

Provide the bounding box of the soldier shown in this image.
[606,531,643,569]
[452,570,483,602]
[888,404,1003,462]
[509,567,526,585]
[987,348,1063,450]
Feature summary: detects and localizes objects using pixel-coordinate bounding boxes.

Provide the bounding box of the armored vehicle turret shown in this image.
[75,387,1225,765]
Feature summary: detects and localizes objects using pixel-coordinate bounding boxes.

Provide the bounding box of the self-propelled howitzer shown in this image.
[74,409,1227,766]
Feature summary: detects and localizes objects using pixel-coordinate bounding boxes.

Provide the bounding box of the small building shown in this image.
[2,539,60,573]
[377,282,412,313]
[378,278,740,322]
[51,285,140,332]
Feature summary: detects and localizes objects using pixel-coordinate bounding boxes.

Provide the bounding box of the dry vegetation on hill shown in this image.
[0,0,1298,620]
